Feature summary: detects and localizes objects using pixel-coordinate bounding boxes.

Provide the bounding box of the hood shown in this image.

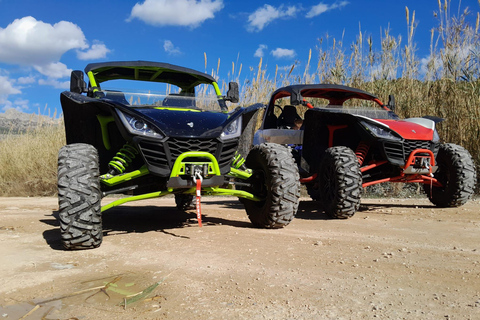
[135,108,231,138]
[375,119,434,140]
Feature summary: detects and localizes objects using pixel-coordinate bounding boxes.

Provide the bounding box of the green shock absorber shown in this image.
[232,151,247,170]
[108,143,139,175]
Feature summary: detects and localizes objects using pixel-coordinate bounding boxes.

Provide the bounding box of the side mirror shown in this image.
[70,70,86,93]
[388,94,395,112]
[225,82,239,103]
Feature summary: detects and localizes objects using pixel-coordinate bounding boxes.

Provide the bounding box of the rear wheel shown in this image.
[241,143,300,228]
[424,143,476,207]
[306,183,321,201]
[318,146,362,219]
[58,143,102,250]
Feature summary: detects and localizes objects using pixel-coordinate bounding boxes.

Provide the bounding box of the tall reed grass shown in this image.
[0,118,65,196]
[0,0,478,196]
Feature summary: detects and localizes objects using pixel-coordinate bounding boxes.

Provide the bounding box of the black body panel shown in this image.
[301,108,439,173]
[60,90,262,179]
[134,136,238,177]
[85,61,215,91]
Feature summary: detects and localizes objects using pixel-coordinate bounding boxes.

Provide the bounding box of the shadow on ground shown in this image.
[41,200,252,250]
[40,198,436,250]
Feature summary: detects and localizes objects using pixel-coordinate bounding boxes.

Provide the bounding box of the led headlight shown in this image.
[432,129,440,142]
[220,117,242,140]
[117,110,163,138]
[361,120,402,141]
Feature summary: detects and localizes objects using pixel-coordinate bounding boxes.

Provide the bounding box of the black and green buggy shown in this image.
[58,61,300,250]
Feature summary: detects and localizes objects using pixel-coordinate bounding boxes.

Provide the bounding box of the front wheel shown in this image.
[175,194,195,210]
[241,143,300,228]
[58,143,103,250]
[424,143,476,207]
[318,146,362,219]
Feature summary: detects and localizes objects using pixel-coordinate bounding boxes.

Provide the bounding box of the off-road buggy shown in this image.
[58,61,300,250]
[254,84,476,218]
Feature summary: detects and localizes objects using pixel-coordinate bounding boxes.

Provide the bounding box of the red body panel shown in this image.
[375,119,434,140]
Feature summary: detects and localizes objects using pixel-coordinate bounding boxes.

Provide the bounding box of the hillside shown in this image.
[0,109,58,138]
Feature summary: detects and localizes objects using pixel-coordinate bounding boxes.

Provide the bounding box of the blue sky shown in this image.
[0,0,478,115]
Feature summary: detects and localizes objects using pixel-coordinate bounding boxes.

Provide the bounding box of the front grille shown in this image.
[384,141,404,162]
[138,140,168,168]
[137,137,239,176]
[218,139,238,168]
[167,138,217,161]
[404,140,432,157]
[383,140,436,165]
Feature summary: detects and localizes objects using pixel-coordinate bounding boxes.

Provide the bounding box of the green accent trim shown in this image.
[101,189,172,212]
[170,152,221,178]
[212,82,222,96]
[150,70,163,81]
[152,107,201,112]
[87,71,98,92]
[96,115,114,150]
[202,187,261,201]
[100,166,149,187]
[228,167,252,179]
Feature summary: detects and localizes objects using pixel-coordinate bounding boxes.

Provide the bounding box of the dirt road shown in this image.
[0,196,479,319]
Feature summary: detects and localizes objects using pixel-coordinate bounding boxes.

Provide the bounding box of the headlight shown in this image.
[117,110,163,138]
[361,120,402,141]
[432,129,440,142]
[220,117,242,140]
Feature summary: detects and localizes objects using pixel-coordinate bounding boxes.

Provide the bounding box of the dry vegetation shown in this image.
[0,117,65,196]
[0,0,478,196]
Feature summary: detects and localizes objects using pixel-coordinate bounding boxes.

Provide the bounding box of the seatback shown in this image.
[277,105,301,128]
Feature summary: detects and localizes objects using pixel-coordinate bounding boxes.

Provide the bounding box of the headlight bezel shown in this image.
[360,120,402,142]
[220,116,242,140]
[116,110,163,138]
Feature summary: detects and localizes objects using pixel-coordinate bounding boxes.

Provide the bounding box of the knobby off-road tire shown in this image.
[58,143,102,250]
[318,146,362,219]
[424,143,476,207]
[241,143,300,228]
[175,194,195,210]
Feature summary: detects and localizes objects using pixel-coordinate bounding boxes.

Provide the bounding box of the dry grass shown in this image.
[0,0,478,196]
[0,120,65,196]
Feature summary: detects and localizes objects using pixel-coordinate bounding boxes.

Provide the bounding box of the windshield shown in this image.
[96,89,222,111]
[273,96,398,120]
[316,106,398,120]
[93,80,224,112]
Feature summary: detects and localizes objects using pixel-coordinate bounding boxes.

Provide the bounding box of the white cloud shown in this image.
[247,4,298,32]
[77,41,111,60]
[0,75,23,112]
[128,0,224,28]
[33,62,71,79]
[0,16,111,90]
[0,16,88,66]
[38,78,70,89]
[271,48,296,59]
[0,75,21,95]
[17,76,36,85]
[306,1,349,18]
[1,99,30,112]
[164,40,182,55]
[254,44,268,58]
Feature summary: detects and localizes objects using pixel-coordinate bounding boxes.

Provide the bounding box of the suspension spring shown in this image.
[108,143,138,175]
[355,142,370,166]
[232,151,247,170]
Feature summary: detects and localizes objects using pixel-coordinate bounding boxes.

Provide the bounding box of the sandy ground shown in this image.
[0,196,479,320]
